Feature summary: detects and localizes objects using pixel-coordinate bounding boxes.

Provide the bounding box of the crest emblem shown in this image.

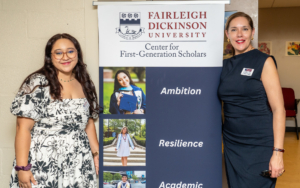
[116,12,145,40]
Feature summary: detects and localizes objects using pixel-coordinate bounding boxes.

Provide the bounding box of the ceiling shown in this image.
[259,0,300,8]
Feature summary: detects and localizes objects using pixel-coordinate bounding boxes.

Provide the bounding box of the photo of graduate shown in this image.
[103,119,146,166]
[103,67,146,114]
[116,174,131,188]
[115,127,135,166]
[103,171,146,188]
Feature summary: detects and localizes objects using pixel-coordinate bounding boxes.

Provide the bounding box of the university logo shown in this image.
[116,12,145,40]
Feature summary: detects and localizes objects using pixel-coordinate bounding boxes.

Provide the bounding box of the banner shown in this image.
[96,1,228,187]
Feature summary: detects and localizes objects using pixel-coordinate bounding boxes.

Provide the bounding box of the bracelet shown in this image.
[15,164,32,171]
[92,151,99,157]
[273,147,285,153]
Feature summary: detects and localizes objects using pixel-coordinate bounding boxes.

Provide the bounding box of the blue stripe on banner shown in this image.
[120,19,140,25]
[146,67,222,188]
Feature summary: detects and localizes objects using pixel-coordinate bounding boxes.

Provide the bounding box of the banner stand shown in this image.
[96,1,229,187]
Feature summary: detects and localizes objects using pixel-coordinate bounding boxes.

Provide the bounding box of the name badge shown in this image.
[241,68,254,76]
[83,100,90,111]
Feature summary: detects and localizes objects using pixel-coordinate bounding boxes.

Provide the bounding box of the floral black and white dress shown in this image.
[9,74,98,188]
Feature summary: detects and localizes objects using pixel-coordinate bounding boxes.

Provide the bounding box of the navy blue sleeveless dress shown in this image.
[218,49,277,188]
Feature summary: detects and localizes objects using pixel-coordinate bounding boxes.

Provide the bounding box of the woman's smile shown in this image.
[236,39,245,44]
[61,61,71,66]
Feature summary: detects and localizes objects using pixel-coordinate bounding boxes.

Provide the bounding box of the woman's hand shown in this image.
[18,170,37,188]
[93,154,99,176]
[269,151,284,178]
[133,109,144,114]
[117,93,123,106]
[115,148,117,151]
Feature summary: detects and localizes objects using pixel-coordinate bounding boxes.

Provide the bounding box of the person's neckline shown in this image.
[233,48,257,57]
[51,98,86,101]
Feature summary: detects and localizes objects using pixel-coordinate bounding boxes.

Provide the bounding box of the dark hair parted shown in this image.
[19,33,101,116]
[225,12,254,56]
[113,70,136,92]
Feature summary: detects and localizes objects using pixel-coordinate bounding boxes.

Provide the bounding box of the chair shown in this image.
[282,88,299,140]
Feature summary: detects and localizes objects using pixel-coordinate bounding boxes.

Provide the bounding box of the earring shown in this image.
[227,38,230,42]
[251,37,254,40]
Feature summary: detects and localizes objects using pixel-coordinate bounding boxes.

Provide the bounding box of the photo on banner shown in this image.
[103,171,146,188]
[103,119,146,166]
[103,67,146,114]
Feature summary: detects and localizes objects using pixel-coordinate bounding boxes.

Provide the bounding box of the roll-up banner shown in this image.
[95,1,229,187]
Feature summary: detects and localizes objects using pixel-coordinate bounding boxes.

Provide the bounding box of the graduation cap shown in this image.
[119,93,137,113]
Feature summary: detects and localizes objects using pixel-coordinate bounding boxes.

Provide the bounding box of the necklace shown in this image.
[59,77,75,82]
[122,134,127,142]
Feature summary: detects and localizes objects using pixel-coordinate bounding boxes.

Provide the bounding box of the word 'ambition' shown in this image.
[160,87,201,95]
[159,181,203,188]
[159,140,203,147]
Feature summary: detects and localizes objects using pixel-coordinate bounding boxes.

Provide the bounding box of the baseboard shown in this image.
[286,127,300,132]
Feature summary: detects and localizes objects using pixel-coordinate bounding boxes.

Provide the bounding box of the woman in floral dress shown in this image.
[10,33,100,188]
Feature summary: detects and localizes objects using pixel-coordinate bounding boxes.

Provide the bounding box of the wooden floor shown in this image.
[222,132,300,188]
[276,132,300,188]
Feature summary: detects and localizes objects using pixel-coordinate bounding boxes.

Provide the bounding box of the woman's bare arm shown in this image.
[15,117,37,187]
[15,117,34,166]
[85,118,100,175]
[85,118,99,153]
[261,57,285,178]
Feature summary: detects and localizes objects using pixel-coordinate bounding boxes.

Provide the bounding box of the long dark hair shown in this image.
[225,12,254,56]
[113,70,136,92]
[19,33,101,116]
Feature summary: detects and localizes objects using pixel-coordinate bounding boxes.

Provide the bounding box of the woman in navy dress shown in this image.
[218,12,285,188]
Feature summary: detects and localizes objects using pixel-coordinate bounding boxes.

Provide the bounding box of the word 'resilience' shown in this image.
[159,139,203,148]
